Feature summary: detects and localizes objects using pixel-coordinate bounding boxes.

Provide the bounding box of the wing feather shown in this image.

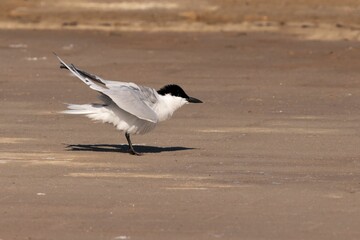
[55,53,105,92]
[55,54,158,123]
[102,86,158,123]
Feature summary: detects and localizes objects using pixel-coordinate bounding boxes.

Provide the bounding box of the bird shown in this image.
[55,54,202,155]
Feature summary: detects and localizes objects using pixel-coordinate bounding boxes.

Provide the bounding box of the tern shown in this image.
[56,55,202,155]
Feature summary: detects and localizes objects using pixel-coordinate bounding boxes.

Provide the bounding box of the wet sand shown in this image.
[1,28,360,239]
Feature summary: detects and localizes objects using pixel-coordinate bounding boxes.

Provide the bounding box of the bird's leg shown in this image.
[125,132,142,156]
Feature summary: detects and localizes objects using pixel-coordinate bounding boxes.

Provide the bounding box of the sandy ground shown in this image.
[2,1,360,239]
[1,28,360,240]
[2,0,360,41]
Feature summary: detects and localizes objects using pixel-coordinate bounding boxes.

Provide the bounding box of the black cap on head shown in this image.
[157,84,202,103]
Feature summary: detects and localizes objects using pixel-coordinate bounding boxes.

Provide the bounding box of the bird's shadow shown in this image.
[66,144,195,154]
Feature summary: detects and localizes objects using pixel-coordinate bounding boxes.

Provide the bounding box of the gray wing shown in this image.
[55,54,158,123]
[55,53,105,92]
[103,85,158,123]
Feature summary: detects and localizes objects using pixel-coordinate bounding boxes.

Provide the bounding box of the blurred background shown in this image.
[1,0,360,41]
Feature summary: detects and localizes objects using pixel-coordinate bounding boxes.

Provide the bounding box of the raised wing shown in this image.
[102,85,158,123]
[55,54,158,123]
[55,53,105,92]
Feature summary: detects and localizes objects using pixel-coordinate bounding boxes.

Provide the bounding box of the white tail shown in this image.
[61,104,99,115]
[62,103,121,127]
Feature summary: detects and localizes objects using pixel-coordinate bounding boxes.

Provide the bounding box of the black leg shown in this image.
[125,132,142,156]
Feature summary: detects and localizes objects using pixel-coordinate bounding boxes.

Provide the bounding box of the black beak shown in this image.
[187,96,203,103]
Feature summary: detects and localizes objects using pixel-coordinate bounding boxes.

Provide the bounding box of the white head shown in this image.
[155,84,202,121]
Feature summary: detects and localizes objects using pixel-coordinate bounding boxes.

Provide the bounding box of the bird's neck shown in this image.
[154,94,188,122]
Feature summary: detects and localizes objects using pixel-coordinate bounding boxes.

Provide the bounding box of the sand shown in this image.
[1,1,360,239]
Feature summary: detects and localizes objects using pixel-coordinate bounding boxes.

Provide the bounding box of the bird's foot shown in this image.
[129,149,142,156]
[125,133,142,156]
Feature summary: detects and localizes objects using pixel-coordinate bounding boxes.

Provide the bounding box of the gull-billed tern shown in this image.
[56,54,202,155]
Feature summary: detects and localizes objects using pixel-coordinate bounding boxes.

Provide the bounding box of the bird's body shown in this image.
[56,55,202,155]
